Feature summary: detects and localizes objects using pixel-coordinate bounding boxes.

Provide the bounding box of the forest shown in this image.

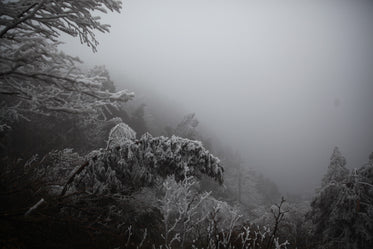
[1,1,373,249]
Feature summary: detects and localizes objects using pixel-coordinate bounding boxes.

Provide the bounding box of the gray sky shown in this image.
[61,0,373,193]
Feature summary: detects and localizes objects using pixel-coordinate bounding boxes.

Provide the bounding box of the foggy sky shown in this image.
[60,0,373,194]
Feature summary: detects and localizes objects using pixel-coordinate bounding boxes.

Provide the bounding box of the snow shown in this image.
[107,122,137,148]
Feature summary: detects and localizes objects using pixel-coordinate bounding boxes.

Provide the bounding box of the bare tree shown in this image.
[266,197,288,249]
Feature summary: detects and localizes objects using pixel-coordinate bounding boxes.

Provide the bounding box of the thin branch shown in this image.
[0,0,47,38]
[24,198,45,216]
[60,160,90,197]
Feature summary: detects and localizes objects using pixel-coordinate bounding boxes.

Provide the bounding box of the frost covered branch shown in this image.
[0,0,122,51]
[39,126,223,198]
[24,198,45,216]
[159,175,210,249]
[0,0,134,118]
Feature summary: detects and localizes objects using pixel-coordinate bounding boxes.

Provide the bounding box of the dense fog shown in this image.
[60,0,373,193]
[2,0,373,248]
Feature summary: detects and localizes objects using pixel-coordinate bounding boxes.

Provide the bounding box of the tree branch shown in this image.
[60,160,90,197]
[0,0,47,38]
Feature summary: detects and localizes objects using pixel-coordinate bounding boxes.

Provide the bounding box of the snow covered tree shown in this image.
[321,146,349,187]
[39,125,224,197]
[106,122,136,149]
[0,0,133,120]
[0,0,122,50]
[87,65,116,92]
[23,125,224,248]
[159,175,210,249]
[308,149,373,249]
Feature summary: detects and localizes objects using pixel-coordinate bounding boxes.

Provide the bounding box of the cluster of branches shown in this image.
[0,121,298,248]
[38,124,224,198]
[0,0,133,118]
[125,175,290,249]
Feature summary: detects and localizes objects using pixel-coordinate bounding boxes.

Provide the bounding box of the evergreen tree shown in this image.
[321,146,349,187]
[308,148,373,249]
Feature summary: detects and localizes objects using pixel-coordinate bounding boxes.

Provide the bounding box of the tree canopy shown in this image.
[0,0,133,118]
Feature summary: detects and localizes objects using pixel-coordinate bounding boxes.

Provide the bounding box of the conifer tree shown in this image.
[309,148,373,249]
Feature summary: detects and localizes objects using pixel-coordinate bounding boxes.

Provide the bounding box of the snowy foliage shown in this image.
[38,130,224,197]
[34,149,84,194]
[157,175,289,249]
[0,104,29,146]
[2,122,300,249]
[200,199,289,249]
[159,175,210,249]
[0,0,134,117]
[0,0,122,51]
[321,146,349,187]
[27,126,226,248]
[309,150,373,249]
[87,65,116,92]
[107,122,137,149]
[75,116,123,151]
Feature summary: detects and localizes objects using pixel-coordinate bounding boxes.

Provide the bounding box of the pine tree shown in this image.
[321,146,349,187]
[308,148,373,249]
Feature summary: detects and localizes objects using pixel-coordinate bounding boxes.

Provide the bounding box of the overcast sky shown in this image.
[61,0,373,193]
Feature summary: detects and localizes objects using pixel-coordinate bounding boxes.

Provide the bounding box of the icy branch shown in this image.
[24,198,45,216]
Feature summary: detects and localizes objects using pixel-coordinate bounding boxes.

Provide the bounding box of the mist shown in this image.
[60,0,373,194]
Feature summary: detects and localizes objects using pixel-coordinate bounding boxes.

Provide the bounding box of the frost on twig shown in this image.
[107,122,136,149]
[39,128,223,197]
[24,198,45,216]
[0,0,122,50]
[0,0,134,118]
[159,175,210,249]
